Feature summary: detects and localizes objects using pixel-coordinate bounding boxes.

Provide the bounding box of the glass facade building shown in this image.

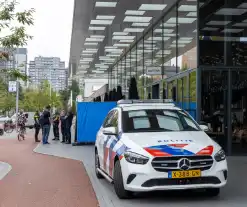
[104,0,247,155]
[108,0,197,117]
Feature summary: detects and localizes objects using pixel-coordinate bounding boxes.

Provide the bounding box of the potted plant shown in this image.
[113,88,118,101]
[116,85,123,101]
[104,92,109,102]
[109,90,113,101]
[129,77,139,99]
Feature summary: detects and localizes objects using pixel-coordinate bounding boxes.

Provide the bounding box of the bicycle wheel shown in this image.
[4,126,13,133]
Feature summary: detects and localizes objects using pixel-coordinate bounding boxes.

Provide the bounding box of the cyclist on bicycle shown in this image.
[17,109,27,140]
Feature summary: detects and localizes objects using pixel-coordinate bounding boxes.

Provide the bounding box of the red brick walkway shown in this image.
[0,135,98,207]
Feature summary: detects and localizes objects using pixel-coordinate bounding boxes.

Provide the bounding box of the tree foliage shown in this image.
[59,88,70,109]
[59,80,81,109]
[0,78,15,114]
[20,80,62,111]
[0,0,34,81]
[137,75,152,99]
[71,79,80,100]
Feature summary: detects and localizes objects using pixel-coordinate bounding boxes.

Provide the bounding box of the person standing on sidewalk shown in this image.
[42,105,51,144]
[60,110,66,143]
[52,110,60,141]
[33,110,41,142]
[65,107,74,144]
[17,109,27,140]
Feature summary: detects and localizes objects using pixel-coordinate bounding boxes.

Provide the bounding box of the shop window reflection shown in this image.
[199,0,247,67]
[178,0,197,72]
[190,71,196,102]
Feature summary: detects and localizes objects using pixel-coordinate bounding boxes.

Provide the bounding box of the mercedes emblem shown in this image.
[178,158,190,170]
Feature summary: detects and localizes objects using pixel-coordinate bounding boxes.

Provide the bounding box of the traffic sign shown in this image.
[8,81,17,92]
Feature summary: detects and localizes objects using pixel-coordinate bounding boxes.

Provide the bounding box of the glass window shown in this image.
[190,71,196,102]
[103,111,114,128]
[133,117,150,129]
[129,110,147,118]
[137,37,145,99]
[184,116,196,128]
[183,76,188,107]
[110,111,118,128]
[162,6,177,78]
[178,0,197,71]
[156,114,182,131]
[178,78,183,103]
[122,109,200,133]
[199,0,247,66]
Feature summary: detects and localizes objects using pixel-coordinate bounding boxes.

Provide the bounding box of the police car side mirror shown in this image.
[103,127,117,136]
[200,125,209,132]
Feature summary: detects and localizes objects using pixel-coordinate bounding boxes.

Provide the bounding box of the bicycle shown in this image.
[4,120,15,133]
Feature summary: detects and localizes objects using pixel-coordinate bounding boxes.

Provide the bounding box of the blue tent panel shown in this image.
[77,102,116,143]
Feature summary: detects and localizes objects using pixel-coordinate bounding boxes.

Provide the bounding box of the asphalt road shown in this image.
[79,146,247,207]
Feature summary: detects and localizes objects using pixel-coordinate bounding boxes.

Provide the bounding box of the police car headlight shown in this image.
[214,149,226,162]
[124,151,149,165]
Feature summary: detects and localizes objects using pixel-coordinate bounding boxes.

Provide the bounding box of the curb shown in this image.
[0,161,12,180]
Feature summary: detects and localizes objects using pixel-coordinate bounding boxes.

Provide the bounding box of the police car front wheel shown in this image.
[95,150,103,179]
[113,160,133,199]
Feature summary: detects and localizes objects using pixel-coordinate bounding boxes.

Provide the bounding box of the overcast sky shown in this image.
[17,0,74,66]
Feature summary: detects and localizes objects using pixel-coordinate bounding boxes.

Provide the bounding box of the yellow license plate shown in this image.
[169,170,201,179]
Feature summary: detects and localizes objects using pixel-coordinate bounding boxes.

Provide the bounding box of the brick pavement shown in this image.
[0,135,98,207]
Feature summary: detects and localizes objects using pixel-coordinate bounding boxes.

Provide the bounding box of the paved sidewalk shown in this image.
[0,135,98,207]
[0,161,12,180]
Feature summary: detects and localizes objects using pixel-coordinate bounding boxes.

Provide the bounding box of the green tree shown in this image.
[20,80,62,111]
[59,88,70,109]
[0,78,15,114]
[137,75,152,99]
[71,80,80,100]
[58,80,80,111]
[0,0,34,81]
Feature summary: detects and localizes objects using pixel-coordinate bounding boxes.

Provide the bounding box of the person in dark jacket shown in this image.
[41,105,51,144]
[60,110,66,143]
[65,107,74,144]
[52,110,60,141]
[33,110,41,142]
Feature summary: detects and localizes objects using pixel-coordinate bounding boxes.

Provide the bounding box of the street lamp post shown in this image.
[49,67,52,97]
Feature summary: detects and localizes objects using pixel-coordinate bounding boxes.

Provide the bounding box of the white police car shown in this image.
[95,100,227,199]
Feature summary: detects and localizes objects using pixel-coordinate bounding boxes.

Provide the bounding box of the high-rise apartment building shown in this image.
[29,57,68,92]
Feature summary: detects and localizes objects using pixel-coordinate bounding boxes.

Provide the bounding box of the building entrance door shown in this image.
[152,84,159,99]
[201,69,232,155]
[231,70,247,155]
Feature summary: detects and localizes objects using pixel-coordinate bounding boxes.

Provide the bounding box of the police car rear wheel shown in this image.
[113,160,132,199]
[205,188,220,197]
[95,150,103,179]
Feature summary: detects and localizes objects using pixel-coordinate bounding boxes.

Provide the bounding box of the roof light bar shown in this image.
[117,99,174,105]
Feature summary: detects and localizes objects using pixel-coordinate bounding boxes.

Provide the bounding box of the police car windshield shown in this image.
[122,109,200,133]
